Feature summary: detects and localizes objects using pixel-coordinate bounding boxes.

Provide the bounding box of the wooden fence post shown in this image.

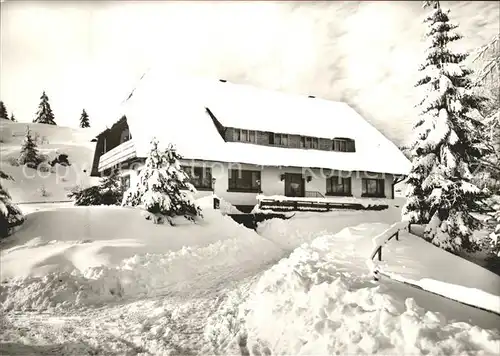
[377,247,382,261]
[395,231,399,241]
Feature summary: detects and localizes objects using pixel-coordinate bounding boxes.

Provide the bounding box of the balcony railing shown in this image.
[305,191,325,198]
[98,140,137,172]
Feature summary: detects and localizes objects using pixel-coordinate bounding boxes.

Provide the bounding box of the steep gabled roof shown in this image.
[119,69,410,175]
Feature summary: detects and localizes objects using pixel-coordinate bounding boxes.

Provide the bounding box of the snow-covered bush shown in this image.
[68,168,123,206]
[0,170,24,238]
[403,2,490,252]
[49,153,71,167]
[122,138,202,224]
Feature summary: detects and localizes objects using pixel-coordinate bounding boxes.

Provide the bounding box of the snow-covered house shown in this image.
[91,71,410,211]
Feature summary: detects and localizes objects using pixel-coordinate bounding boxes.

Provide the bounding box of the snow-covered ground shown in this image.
[1,202,499,355]
[0,119,98,203]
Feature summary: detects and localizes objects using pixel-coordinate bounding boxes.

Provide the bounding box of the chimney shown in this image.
[219,79,227,83]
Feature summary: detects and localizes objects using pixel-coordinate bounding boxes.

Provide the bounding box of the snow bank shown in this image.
[0,205,283,311]
[238,230,500,355]
[388,274,500,315]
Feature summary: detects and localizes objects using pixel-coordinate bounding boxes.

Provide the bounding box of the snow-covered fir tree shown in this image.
[18,127,43,168]
[122,138,202,224]
[79,109,90,128]
[0,101,8,120]
[402,1,490,252]
[0,170,24,238]
[10,113,17,122]
[33,91,56,125]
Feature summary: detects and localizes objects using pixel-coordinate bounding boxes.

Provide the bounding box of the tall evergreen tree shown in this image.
[0,101,8,120]
[402,1,490,252]
[79,109,90,128]
[33,91,56,125]
[18,127,43,168]
[122,138,202,224]
[0,170,25,238]
[10,113,17,122]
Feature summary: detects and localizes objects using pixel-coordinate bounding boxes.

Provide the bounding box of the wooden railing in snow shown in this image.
[368,221,411,281]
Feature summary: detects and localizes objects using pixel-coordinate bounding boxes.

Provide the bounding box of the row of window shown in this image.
[326,176,385,197]
[231,129,354,152]
[181,167,385,197]
[121,168,385,197]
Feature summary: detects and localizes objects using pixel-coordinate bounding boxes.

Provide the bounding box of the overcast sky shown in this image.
[1,1,498,145]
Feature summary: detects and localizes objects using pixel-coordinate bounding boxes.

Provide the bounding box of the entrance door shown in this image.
[284,173,305,197]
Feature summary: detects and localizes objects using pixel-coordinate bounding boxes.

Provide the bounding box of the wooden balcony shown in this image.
[98,140,137,172]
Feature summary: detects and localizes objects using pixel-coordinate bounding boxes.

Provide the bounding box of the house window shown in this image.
[362,178,385,197]
[228,169,261,192]
[326,176,351,196]
[120,128,132,144]
[273,133,289,146]
[300,136,319,149]
[249,130,256,142]
[121,174,131,191]
[332,138,355,152]
[182,166,213,190]
[233,129,256,143]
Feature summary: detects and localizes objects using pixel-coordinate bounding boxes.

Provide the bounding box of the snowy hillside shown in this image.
[0,119,97,204]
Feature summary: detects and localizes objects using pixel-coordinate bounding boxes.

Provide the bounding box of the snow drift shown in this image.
[234,228,500,355]
[0,205,282,311]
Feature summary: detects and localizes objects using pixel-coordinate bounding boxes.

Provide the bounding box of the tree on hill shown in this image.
[33,91,56,125]
[18,127,43,168]
[122,138,202,225]
[80,109,90,128]
[402,0,491,252]
[0,101,8,120]
[68,168,123,206]
[10,113,17,122]
[0,170,25,238]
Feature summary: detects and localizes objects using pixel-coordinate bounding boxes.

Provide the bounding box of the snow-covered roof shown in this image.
[121,68,411,175]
